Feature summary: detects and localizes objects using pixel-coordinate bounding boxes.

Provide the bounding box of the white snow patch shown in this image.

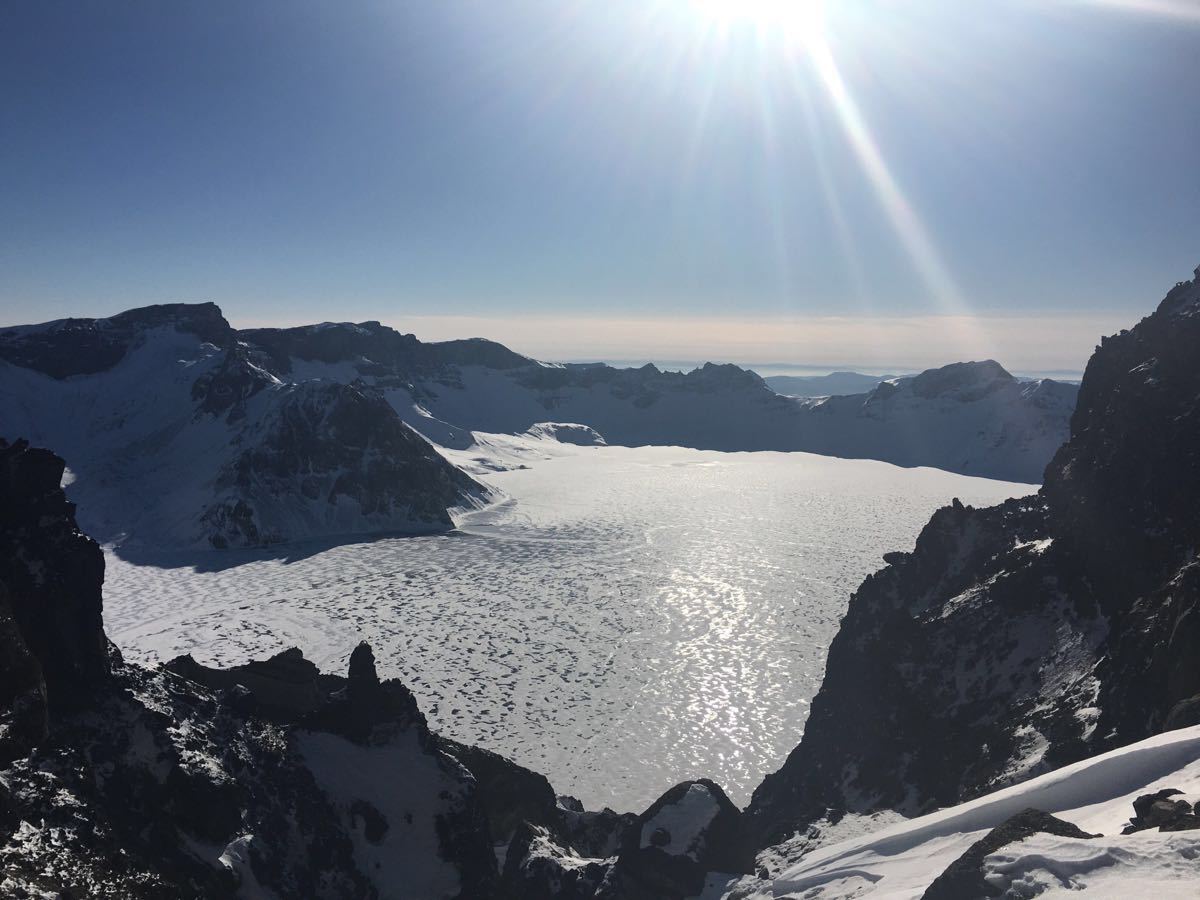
[297,727,463,900]
[742,725,1200,900]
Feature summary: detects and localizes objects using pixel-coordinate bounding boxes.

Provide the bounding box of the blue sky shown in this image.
[2,1,1198,370]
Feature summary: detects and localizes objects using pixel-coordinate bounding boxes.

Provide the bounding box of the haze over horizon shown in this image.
[4,0,1198,371]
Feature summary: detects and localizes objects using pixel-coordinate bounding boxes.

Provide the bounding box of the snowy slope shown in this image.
[0,308,486,549]
[387,360,1074,483]
[731,725,1200,899]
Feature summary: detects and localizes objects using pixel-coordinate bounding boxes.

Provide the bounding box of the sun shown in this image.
[688,0,828,46]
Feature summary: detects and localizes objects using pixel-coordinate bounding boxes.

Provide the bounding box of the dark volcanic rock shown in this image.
[0,302,232,378]
[439,737,562,844]
[747,269,1200,847]
[501,779,753,900]
[191,344,278,419]
[921,808,1097,900]
[200,379,484,548]
[0,439,108,711]
[240,320,531,378]
[611,779,755,899]
[0,449,502,897]
[1121,788,1200,834]
[164,647,337,722]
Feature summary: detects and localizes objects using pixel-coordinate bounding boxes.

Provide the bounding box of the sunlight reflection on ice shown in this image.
[103,445,1031,812]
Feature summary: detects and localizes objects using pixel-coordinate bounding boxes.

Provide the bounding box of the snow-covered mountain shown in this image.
[741,270,1200,859]
[240,320,1074,482]
[0,305,486,549]
[0,304,1073,550]
[2,267,1199,896]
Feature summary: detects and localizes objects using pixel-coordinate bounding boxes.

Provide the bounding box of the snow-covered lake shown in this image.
[103,442,1034,812]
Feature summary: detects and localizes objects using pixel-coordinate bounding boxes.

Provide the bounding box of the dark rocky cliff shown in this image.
[0,440,504,897]
[0,303,233,378]
[746,271,1200,847]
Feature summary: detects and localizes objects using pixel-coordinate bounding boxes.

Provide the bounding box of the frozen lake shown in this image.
[103,441,1034,812]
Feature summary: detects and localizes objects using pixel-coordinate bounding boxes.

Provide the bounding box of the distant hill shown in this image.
[764,371,900,397]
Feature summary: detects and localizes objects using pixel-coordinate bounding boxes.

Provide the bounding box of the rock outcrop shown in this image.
[746,270,1200,848]
[920,808,1098,900]
[201,379,484,548]
[0,438,108,758]
[0,442,502,897]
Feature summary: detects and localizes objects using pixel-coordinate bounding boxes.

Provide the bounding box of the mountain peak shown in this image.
[0,301,233,379]
[908,359,1014,400]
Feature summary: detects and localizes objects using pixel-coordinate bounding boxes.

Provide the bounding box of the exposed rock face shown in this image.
[1121,788,1200,834]
[0,444,507,897]
[746,271,1200,847]
[201,380,483,548]
[500,779,754,900]
[0,439,108,717]
[0,302,232,378]
[0,307,490,551]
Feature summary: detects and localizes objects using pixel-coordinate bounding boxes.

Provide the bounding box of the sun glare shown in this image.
[689,0,827,45]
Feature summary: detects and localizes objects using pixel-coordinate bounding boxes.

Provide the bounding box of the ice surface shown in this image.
[103,441,1031,812]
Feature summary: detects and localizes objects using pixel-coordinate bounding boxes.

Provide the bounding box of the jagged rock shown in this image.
[556,801,639,860]
[920,808,1097,900]
[501,822,613,900]
[1122,789,1200,834]
[0,452,502,897]
[0,582,48,764]
[500,779,752,900]
[201,379,486,549]
[1164,694,1200,731]
[190,343,279,419]
[439,737,561,844]
[747,269,1200,847]
[611,779,755,899]
[164,647,335,722]
[0,439,108,709]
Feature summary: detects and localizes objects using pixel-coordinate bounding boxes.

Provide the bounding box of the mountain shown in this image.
[744,270,1200,852]
[764,371,899,398]
[0,306,1072,551]
[0,306,487,549]
[784,361,1077,482]
[3,268,1199,896]
[0,437,498,896]
[236,322,1073,482]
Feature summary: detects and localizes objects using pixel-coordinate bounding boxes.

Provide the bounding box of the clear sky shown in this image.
[3,1,1198,371]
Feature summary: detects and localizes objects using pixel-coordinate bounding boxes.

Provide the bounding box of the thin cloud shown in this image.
[352,312,1132,374]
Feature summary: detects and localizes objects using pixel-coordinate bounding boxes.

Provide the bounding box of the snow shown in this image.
[296,726,463,900]
[0,329,470,549]
[104,438,1031,812]
[217,835,276,900]
[639,783,721,858]
[737,725,1200,899]
[984,830,1200,897]
[383,362,1069,483]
